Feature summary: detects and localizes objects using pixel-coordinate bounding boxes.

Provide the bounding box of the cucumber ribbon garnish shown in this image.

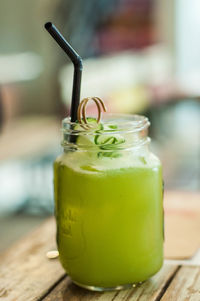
[76,97,125,158]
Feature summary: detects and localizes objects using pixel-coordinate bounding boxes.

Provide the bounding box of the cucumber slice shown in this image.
[95,132,125,158]
[95,134,125,146]
[74,118,125,159]
[96,123,118,134]
[94,135,116,145]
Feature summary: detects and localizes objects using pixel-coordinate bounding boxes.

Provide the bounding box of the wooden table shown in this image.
[0,218,200,301]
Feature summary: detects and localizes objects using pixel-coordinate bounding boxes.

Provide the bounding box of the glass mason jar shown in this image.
[54,114,164,291]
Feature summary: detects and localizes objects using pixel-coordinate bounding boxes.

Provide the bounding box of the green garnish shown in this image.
[95,126,125,158]
[108,124,118,130]
[76,118,125,158]
[94,135,116,145]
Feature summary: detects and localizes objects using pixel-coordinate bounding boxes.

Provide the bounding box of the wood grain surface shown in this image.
[43,265,178,301]
[161,266,200,301]
[0,218,65,301]
[0,213,199,300]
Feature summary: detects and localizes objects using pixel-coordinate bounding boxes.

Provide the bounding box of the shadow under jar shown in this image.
[54,114,164,291]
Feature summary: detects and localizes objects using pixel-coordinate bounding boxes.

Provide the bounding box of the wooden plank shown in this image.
[43,264,178,301]
[0,218,65,301]
[161,266,200,301]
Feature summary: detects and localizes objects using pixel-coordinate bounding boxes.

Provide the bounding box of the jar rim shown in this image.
[62,113,150,136]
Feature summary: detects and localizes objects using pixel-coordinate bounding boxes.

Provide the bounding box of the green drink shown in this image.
[54,114,163,290]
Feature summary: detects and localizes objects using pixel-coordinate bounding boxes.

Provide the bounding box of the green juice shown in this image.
[54,151,163,288]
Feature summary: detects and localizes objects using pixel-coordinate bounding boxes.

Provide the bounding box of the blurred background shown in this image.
[0,0,199,252]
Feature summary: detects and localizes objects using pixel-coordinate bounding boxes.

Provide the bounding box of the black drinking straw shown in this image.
[44,22,83,122]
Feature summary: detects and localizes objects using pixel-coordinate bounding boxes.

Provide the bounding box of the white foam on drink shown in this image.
[56,151,161,175]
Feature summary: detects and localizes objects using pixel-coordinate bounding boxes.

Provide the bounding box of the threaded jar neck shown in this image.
[61,113,150,151]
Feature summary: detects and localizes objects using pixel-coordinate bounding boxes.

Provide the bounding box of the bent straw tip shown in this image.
[44,22,53,30]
